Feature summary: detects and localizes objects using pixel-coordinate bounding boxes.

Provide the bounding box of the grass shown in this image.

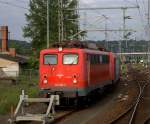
[121,64,128,79]
[132,63,144,70]
[0,76,39,115]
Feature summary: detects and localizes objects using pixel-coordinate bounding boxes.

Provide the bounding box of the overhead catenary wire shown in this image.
[124,0,137,6]
[79,0,104,39]
[79,0,139,42]
[135,0,146,30]
[0,0,28,10]
[141,0,147,15]
[135,0,145,23]
[79,3,117,40]
[106,18,127,40]
[15,0,29,4]
[0,0,48,19]
[124,0,146,14]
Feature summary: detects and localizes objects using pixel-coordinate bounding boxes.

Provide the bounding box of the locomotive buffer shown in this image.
[8,90,60,124]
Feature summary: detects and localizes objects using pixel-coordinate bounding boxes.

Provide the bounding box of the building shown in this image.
[0,26,28,80]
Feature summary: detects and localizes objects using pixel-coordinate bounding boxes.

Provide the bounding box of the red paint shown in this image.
[39,48,120,97]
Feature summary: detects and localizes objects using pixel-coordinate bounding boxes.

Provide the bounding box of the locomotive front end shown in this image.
[39,48,85,98]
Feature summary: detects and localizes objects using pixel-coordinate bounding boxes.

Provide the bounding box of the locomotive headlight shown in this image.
[73,79,78,84]
[43,79,48,84]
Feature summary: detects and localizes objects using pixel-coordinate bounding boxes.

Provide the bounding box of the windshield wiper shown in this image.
[48,62,51,66]
[70,56,78,65]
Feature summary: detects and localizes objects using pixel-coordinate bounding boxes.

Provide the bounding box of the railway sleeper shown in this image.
[8,90,60,124]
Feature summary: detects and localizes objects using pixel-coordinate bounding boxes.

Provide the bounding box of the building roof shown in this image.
[0,58,17,67]
[0,53,28,64]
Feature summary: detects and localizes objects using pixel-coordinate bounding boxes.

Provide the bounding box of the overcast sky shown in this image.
[0,0,149,41]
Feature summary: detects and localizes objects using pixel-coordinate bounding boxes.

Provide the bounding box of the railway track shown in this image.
[128,80,149,124]
[111,67,150,124]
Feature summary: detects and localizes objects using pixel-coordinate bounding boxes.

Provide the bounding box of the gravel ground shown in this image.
[114,66,150,124]
[132,84,150,124]
[0,115,10,124]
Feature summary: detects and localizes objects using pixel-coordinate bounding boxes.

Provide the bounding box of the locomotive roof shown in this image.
[50,40,108,52]
[40,48,111,55]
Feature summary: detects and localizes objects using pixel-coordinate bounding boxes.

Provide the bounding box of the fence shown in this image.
[18,69,39,85]
[0,69,39,85]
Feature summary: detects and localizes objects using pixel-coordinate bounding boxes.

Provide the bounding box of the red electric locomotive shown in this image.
[39,42,120,99]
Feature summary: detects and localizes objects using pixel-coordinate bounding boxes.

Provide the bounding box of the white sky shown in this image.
[0,0,149,41]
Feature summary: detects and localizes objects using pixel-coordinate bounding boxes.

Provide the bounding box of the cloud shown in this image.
[0,0,28,41]
[81,0,96,4]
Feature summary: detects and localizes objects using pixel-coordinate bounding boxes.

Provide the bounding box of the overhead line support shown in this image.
[47,0,50,48]
[66,6,139,11]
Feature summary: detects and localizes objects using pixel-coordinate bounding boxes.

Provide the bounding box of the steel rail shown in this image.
[109,68,150,124]
[129,81,149,124]
[128,81,142,124]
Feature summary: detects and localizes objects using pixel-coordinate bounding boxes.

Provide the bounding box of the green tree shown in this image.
[23,0,82,52]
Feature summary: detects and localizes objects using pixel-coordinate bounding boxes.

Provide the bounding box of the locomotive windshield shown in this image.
[63,54,78,65]
[44,54,57,65]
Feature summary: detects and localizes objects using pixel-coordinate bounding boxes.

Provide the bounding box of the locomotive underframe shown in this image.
[40,79,113,98]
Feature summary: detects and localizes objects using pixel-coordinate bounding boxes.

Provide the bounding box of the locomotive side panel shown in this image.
[83,50,112,93]
[109,53,120,83]
[109,52,115,81]
[90,57,110,88]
